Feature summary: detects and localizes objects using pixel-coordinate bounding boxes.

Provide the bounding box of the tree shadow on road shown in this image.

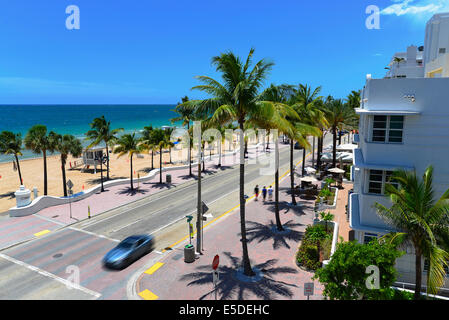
[245,220,305,250]
[116,186,149,196]
[179,251,298,300]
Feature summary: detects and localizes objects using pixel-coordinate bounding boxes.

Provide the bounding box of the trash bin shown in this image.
[166,174,172,184]
[184,244,195,263]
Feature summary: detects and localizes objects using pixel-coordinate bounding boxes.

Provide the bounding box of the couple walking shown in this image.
[254,185,273,202]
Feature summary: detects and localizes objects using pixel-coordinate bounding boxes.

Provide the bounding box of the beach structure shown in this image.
[81,147,106,174]
[350,12,449,290]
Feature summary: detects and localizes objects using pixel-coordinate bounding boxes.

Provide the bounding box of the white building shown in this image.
[350,13,449,291]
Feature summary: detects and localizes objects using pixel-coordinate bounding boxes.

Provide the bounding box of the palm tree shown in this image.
[374,166,449,299]
[0,131,24,185]
[49,132,83,197]
[185,48,274,276]
[257,84,316,214]
[113,133,142,191]
[24,125,55,195]
[151,128,173,184]
[172,96,195,175]
[85,116,124,180]
[347,90,361,110]
[291,84,326,176]
[323,98,357,168]
[139,126,156,170]
[319,211,334,233]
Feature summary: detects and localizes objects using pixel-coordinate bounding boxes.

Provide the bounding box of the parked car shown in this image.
[103,234,155,269]
[294,142,302,149]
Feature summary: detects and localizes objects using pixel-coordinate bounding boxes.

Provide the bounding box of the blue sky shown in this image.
[0,0,448,104]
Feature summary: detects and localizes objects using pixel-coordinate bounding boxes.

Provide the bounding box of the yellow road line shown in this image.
[34,230,50,237]
[144,262,164,275]
[162,150,313,252]
[138,289,159,300]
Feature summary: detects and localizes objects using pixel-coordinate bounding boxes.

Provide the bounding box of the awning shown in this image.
[355,108,421,116]
[353,148,414,171]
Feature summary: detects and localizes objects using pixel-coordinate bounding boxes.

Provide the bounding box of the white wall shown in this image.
[355,77,449,231]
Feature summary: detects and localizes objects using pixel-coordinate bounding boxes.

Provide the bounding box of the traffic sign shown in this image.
[201,201,209,214]
[67,179,74,189]
[212,254,219,270]
[304,282,314,298]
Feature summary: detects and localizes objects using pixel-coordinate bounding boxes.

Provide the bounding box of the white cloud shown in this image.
[381,0,449,16]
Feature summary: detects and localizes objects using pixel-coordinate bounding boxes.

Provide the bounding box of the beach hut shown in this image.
[82,147,106,174]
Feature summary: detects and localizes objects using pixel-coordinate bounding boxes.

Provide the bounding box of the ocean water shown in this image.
[0,104,180,163]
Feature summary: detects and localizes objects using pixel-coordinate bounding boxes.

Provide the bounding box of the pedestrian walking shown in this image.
[254,185,260,201]
[262,186,267,202]
[268,185,273,201]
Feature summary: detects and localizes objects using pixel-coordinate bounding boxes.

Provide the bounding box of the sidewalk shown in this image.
[136,160,324,300]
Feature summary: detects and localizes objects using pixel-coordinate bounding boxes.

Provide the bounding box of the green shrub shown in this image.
[296,243,321,270]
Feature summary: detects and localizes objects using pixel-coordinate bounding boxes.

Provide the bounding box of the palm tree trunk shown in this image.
[239,121,254,277]
[332,126,337,168]
[159,146,163,184]
[151,150,154,170]
[218,139,222,167]
[43,150,48,195]
[202,142,205,172]
[312,137,315,167]
[61,157,67,197]
[302,146,306,176]
[290,140,296,205]
[130,155,134,190]
[105,144,110,180]
[14,154,23,185]
[414,248,423,300]
[274,136,283,231]
[317,135,322,171]
[338,129,342,145]
[196,137,202,253]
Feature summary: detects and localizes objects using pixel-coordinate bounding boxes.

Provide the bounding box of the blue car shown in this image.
[103,235,155,269]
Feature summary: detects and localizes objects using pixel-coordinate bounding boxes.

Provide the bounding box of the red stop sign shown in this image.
[212,255,219,270]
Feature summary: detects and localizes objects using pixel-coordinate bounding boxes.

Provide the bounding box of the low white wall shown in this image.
[9,149,242,217]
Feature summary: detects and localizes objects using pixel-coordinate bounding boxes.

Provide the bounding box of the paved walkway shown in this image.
[329,182,353,242]
[136,163,324,300]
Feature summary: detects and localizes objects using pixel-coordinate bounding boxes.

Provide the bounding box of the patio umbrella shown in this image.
[328,167,345,174]
[301,176,318,183]
[305,167,317,174]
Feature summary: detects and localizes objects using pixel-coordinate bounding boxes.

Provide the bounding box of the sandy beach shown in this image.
[0,142,233,214]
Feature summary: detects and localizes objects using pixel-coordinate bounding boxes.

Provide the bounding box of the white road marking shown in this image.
[0,253,101,299]
[68,227,120,242]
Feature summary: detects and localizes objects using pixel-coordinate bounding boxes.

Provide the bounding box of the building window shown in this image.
[367,170,399,195]
[364,233,378,244]
[371,115,404,143]
[439,48,446,54]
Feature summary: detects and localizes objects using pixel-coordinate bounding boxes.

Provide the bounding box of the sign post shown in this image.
[67,179,74,219]
[304,282,314,300]
[186,215,193,245]
[212,255,219,300]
